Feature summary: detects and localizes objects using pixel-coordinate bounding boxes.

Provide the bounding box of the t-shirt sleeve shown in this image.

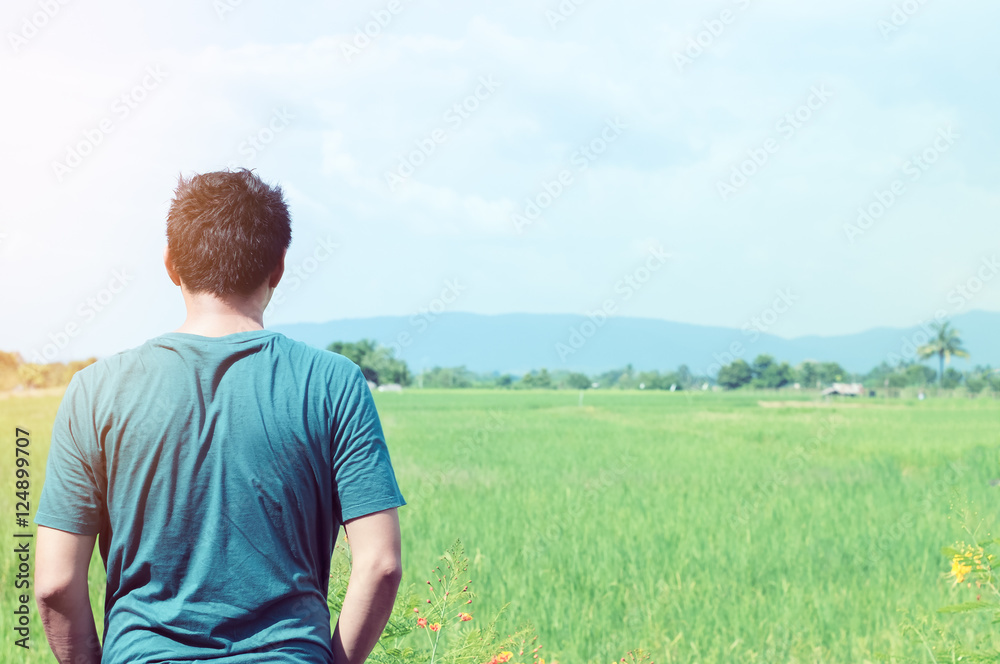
[34,373,106,535]
[331,366,406,523]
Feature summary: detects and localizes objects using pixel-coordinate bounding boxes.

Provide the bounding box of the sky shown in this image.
[1,0,998,362]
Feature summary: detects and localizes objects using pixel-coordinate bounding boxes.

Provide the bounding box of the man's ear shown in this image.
[268,249,286,289]
[163,246,181,287]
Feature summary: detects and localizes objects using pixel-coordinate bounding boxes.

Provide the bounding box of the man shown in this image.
[34,169,405,663]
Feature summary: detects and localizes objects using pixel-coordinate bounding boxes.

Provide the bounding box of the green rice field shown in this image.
[2,389,998,663]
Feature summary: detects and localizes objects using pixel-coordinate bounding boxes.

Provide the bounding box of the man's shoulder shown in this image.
[68,331,365,390]
[65,339,151,389]
[268,333,365,378]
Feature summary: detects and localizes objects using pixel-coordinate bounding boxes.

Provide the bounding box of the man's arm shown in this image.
[35,526,102,664]
[332,507,402,664]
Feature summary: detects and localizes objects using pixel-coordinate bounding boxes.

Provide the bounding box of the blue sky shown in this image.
[1,0,998,361]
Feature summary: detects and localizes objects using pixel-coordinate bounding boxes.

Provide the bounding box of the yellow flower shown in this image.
[951,557,973,584]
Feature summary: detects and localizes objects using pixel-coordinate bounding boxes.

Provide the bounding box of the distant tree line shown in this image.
[323,328,999,396]
[0,351,96,391]
[0,321,991,396]
[411,364,702,391]
[712,353,999,394]
[700,322,997,394]
[407,356,999,395]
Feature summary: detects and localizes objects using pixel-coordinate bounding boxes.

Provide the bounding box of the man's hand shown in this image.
[333,508,403,664]
[35,526,102,664]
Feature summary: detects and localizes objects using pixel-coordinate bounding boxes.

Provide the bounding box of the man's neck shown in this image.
[174,290,268,338]
[173,316,265,337]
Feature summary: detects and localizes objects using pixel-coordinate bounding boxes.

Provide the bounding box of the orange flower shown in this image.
[417,617,428,628]
[497,652,514,663]
[429,623,442,632]
[458,612,473,622]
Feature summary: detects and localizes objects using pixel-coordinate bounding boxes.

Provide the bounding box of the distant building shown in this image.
[366,380,377,391]
[377,384,403,393]
[822,382,865,397]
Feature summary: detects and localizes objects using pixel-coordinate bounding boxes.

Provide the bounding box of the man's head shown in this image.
[166,169,291,297]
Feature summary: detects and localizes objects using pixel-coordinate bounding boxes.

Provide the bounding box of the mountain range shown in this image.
[272,310,999,376]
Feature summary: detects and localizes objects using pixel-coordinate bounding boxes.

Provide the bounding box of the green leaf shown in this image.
[937,600,1000,614]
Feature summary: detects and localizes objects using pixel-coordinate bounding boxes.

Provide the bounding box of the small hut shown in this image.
[821,382,865,397]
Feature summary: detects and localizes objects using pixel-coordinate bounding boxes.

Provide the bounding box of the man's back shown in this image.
[36,329,405,663]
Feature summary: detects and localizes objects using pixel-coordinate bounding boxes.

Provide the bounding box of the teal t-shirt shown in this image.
[35,330,406,663]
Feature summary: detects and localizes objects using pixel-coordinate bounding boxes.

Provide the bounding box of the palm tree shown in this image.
[917,321,969,385]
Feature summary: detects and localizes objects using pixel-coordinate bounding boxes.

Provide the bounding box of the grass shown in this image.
[2,389,998,662]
